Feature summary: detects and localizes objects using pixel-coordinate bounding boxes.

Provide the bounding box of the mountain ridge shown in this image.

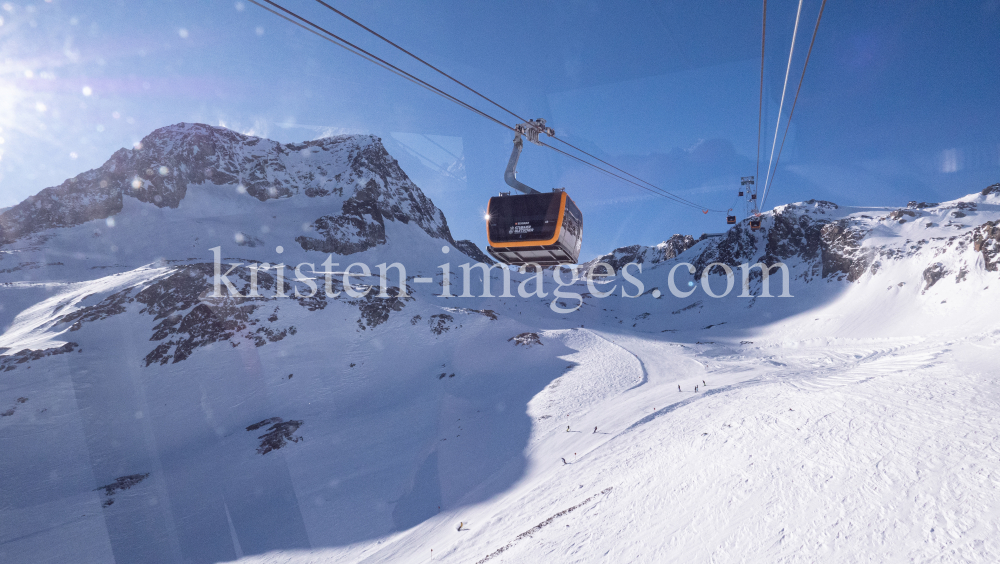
[0,123,455,252]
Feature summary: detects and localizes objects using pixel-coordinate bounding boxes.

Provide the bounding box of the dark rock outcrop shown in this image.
[973,220,1000,271]
[95,473,150,508]
[508,332,542,347]
[349,285,414,330]
[583,234,697,275]
[692,200,871,283]
[428,314,454,335]
[295,138,455,254]
[246,417,303,455]
[0,342,79,373]
[922,262,948,293]
[454,239,494,264]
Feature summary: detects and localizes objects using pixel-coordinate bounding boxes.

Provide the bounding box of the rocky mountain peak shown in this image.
[0,123,453,251]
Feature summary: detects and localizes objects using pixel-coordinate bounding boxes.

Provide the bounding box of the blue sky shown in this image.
[1,0,997,260]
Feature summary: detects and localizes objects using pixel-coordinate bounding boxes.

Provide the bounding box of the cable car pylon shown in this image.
[739,176,762,230]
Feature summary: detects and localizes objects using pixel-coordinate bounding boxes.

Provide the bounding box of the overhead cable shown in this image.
[761,0,804,201]
[245,0,444,99]
[312,0,532,126]
[538,140,718,209]
[755,0,767,189]
[312,0,721,211]
[760,0,828,207]
[253,0,518,132]
[247,0,719,210]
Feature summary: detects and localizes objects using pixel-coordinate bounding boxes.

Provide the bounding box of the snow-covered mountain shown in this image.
[1,123,451,248]
[2,124,999,563]
[580,233,697,275]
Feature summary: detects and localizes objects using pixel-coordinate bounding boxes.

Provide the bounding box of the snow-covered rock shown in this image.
[0,123,453,252]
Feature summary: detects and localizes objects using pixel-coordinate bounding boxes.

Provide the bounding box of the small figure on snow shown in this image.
[566,425,571,432]
[457,522,463,531]
[593,426,598,434]
[678,385,682,392]
[703,380,706,386]
[695,385,699,392]
[561,457,567,465]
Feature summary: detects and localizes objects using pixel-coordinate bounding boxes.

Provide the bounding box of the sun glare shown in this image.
[0,57,58,153]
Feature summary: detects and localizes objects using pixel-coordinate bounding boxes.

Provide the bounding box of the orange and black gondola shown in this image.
[486,190,582,266]
[485,119,583,267]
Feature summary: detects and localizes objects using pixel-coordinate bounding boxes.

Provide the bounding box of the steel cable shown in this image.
[760,0,828,207]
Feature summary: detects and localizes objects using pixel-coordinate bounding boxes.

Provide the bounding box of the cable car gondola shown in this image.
[486,120,583,267]
[750,218,762,230]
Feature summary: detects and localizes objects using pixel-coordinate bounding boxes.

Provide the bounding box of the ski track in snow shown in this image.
[226,332,1000,564]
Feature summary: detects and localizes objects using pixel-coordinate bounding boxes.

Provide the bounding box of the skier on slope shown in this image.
[678,384,682,392]
[457,522,463,531]
[561,457,567,465]
[593,426,597,434]
[695,385,699,392]
[566,425,571,432]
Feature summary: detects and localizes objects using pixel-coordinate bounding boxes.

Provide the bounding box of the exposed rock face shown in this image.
[0,123,454,250]
[294,138,455,254]
[95,473,150,508]
[57,263,288,366]
[692,225,759,274]
[582,234,697,274]
[43,262,413,369]
[922,262,948,293]
[817,219,872,282]
[349,285,414,331]
[428,314,454,335]
[678,185,1000,294]
[973,220,1000,271]
[0,342,78,372]
[297,179,393,255]
[658,234,698,260]
[0,174,122,244]
[692,200,872,282]
[454,239,494,264]
[508,332,542,347]
[246,417,304,455]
